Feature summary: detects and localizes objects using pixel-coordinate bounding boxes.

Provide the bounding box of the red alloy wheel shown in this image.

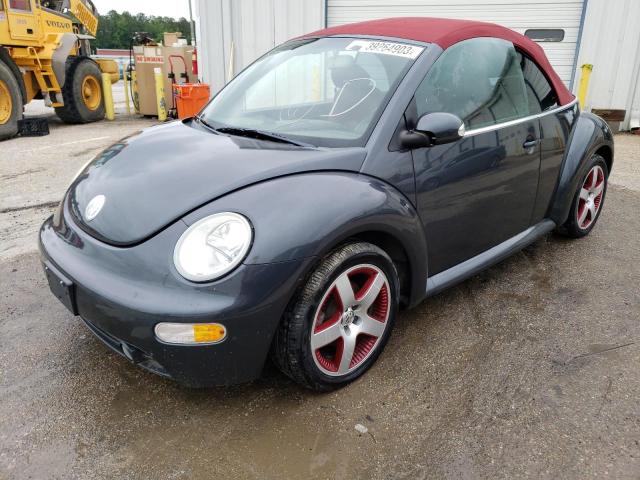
[310,264,390,376]
[576,164,606,230]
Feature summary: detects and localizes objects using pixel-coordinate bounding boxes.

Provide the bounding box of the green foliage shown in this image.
[95,10,192,49]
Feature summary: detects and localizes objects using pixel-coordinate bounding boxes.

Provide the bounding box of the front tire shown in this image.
[272,242,399,391]
[55,57,105,124]
[0,60,23,141]
[557,154,608,238]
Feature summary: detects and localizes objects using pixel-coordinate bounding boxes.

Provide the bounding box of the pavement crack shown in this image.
[0,167,45,180]
[572,342,635,360]
[0,201,59,214]
[597,377,613,415]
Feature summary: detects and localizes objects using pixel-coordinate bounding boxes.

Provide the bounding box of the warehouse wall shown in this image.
[574,0,640,130]
[195,0,324,94]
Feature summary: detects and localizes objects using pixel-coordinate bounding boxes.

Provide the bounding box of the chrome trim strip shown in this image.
[463,98,578,137]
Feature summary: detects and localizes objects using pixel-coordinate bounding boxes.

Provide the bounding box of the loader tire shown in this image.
[55,57,105,124]
[0,60,23,141]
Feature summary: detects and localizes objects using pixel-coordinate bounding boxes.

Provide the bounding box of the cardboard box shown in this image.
[134,44,196,116]
[163,32,182,47]
[133,45,164,116]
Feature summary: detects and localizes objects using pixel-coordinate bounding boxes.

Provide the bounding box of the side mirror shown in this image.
[400,112,465,149]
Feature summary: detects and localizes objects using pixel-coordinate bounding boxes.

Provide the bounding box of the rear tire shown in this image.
[557,154,608,238]
[0,60,23,141]
[55,57,105,124]
[272,242,399,391]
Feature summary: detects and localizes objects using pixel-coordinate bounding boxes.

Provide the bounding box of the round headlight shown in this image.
[174,212,252,282]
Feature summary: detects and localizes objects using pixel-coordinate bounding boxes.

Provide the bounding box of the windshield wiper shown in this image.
[214,127,313,148]
[195,115,218,132]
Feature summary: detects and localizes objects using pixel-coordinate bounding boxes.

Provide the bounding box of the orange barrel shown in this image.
[173,83,211,119]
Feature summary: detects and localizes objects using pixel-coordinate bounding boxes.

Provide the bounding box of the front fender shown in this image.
[182,172,429,306]
[52,33,83,90]
[549,111,614,225]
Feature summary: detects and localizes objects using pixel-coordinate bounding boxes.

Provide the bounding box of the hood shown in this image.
[69,120,366,246]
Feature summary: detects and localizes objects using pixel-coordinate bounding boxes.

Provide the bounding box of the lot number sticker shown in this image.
[345,40,424,59]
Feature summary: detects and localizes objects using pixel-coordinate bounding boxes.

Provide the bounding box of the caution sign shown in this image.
[135,55,164,64]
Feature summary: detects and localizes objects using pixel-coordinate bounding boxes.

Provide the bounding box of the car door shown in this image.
[519,52,578,223]
[409,38,541,276]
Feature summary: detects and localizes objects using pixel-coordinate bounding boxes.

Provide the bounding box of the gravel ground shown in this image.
[1,102,639,479]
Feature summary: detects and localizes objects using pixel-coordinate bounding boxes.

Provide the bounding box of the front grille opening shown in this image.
[81,317,170,377]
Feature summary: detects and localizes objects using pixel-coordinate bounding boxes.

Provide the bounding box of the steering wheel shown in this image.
[324,78,376,117]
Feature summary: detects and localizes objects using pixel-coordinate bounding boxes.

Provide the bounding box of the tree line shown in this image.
[95,11,192,49]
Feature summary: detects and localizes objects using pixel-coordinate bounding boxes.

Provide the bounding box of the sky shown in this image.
[92,0,192,19]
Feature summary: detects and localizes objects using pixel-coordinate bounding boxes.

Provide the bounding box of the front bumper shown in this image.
[39,204,310,387]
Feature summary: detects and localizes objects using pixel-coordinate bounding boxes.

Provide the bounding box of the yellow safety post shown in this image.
[101,72,115,120]
[578,64,593,109]
[123,64,131,115]
[154,67,167,121]
[131,70,139,114]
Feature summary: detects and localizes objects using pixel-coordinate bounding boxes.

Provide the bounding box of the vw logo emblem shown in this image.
[84,195,105,221]
[341,307,356,327]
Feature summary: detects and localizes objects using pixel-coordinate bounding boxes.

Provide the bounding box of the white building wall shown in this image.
[574,0,640,130]
[195,0,324,94]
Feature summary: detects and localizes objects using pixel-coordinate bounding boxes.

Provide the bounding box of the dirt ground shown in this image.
[1,96,639,479]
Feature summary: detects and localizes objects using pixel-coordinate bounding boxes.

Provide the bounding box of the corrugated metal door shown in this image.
[326,0,584,86]
[196,0,324,93]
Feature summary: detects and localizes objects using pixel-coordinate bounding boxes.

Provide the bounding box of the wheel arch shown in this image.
[594,144,613,175]
[61,54,101,85]
[548,111,614,226]
[274,175,429,310]
[338,230,414,309]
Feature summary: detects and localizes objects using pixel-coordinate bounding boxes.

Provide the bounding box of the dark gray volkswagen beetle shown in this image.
[40,18,613,390]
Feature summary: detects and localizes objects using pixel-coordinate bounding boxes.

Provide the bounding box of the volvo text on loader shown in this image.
[0,0,115,140]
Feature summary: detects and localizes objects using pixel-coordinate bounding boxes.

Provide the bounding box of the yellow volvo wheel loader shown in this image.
[0,0,115,140]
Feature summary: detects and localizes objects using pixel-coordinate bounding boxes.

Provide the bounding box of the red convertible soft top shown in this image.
[304,17,574,106]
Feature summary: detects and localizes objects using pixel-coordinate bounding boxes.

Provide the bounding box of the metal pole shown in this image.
[188,0,196,47]
[124,64,131,115]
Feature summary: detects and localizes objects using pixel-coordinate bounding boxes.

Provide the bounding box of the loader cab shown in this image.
[2,0,73,46]
[3,0,39,43]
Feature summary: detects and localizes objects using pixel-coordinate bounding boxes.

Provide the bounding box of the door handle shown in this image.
[523,139,539,149]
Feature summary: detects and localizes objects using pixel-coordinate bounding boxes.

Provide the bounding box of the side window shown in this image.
[414,38,529,129]
[519,53,558,113]
[9,0,31,10]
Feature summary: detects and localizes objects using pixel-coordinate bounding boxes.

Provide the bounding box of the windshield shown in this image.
[200,37,424,147]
